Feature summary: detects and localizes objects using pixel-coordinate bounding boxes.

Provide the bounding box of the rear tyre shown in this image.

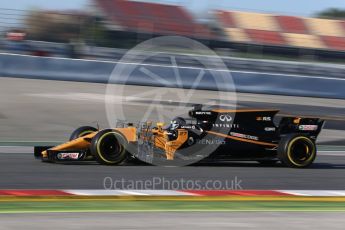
[278,134,316,168]
[70,126,97,141]
[90,129,128,165]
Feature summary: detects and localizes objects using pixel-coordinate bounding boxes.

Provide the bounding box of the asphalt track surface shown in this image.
[0,77,344,190]
[0,147,344,189]
[0,212,344,230]
[0,77,344,144]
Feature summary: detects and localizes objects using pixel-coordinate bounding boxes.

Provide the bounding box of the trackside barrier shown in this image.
[0,53,344,99]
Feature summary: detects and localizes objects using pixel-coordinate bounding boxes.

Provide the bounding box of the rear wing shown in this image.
[279,117,325,138]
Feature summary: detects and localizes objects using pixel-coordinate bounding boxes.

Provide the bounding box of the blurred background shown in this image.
[1,0,345,63]
[1,2,345,226]
[1,0,345,212]
[0,0,344,144]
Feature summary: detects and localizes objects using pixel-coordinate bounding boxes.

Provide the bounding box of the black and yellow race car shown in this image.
[34,105,325,168]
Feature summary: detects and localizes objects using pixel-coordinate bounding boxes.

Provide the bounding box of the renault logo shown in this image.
[219,115,232,122]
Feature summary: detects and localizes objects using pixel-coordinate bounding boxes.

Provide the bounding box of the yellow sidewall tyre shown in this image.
[70,126,97,141]
[278,134,316,168]
[90,129,128,165]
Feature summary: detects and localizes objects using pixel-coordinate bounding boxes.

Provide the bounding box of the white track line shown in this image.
[64,190,190,196]
[59,189,345,197]
[278,190,345,196]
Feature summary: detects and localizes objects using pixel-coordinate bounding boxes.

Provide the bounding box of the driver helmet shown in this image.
[170,120,180,130]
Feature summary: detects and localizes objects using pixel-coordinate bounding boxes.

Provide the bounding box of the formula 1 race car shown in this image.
[34,105,325,168]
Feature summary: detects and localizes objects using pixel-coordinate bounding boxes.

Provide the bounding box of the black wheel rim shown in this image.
[99,134,122,161]
[290,139,313,165]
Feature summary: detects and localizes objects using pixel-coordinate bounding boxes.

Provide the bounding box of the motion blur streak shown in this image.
[0,213,344,230]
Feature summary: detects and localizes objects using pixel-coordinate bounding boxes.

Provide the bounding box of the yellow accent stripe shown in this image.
[207,131,278,147]
[78,131,94,138]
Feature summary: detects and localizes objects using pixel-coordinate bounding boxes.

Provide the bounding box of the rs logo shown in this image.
[219,115,232,122]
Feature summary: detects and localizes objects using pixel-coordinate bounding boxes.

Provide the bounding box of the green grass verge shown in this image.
[1,201,345,213]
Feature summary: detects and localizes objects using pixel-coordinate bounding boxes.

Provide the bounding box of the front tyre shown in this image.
[90,129,128,165]
[278,134,316,168]
[70,126,98,141]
